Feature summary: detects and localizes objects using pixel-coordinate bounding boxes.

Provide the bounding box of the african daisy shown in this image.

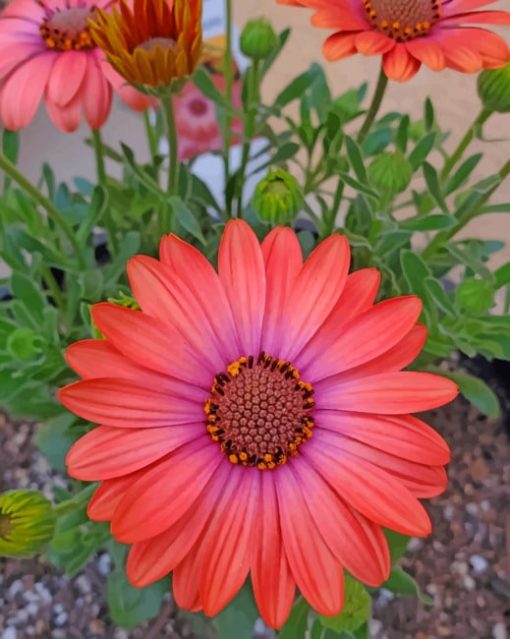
[0,0,152,132]
[60,221,458,628]
[278,0,510,81]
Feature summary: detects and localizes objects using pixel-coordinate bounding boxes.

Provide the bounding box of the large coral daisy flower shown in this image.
[0,0,152,132]
[278,0,510,81]
[60,221,458,628]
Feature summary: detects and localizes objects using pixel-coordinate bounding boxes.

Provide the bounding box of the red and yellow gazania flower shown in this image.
[60,221,458,628]
[278,0,510,81]
[90,0,202,92]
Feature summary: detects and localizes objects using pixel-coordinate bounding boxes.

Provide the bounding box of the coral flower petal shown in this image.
[305,441,432,537]
[87,469,147,521]
[127,462,232,587]
[82,53,112,129]
[112,440,221,543]
[159,233,241,361]
[333,324,428,382]
[218,220,266,356]
[91,303,209,387]
[295,459,391,586]
[295,267,380,371]
[278,234,350,361]
[315,429,448,498]
[201,469,260,616]
[316,410,451,465]
[46,50,87,106]
[316,371,459,414]
[252,473,296,629]
[302,296,422,381]
[261,226,303,356]
[59,378,203,427]
[383,44,421,82]
[0,51,56,130]
[127,255,227,372]
[323,31,358,62]
[276,465,345,616]
[66,424,203,481]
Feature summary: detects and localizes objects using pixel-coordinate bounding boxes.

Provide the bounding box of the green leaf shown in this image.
[495,262,510,288]
[408,132,436,171]
[10,272,47,324]
[445,153,483,195]
[35,413,79,472]
[212,586,258,639]
[422,162,448,213]
[345,136,368,184]
[400,214,455,232]
[275,66,318,109]
[442,371,500,417]
[382,568,432,605]
[424,277,456,317]
[279,598,309,639]
[3,129,19,164]
[168,196,205,244]
[321,575,371,634]
[107,548,166,630]
[455,278,495,315]
[193,67,239,115]
[385,530,410,564]
[396,115,410,154]
[424,97,435,131]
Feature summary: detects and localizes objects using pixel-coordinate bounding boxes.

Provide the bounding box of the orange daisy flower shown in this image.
[278,0,510,81]
[60,221,458,628]
[90,0,202,91]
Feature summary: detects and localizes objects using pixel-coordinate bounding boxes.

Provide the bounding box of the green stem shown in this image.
[91,128,119,253]
[324,178,344,236]
[357,67,389,144]
[0,152,85,269]
[53,485,96,517]
[223,0,234,216]
[91,129,106,186]
[422,159,510,260]
[144,109,159,170]
[441,108,492,180]
[160,93,179,234]
[237,60,260,218]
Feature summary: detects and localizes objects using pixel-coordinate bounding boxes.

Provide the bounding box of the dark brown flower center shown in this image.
[205,353,315,470]
[40,7,95,51]
[363,0,443,40]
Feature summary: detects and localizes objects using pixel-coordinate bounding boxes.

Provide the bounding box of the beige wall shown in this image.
[17,0,510,264]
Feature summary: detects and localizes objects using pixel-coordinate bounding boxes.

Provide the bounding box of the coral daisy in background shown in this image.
[0,0,152,132]
[60,221,458,628]
[279,0,510,81]
[174,75,242,160]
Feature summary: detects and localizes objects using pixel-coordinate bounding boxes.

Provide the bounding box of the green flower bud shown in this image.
[253,169,303,225]
[0,490,56,558]
[478,63,510,113]
[240,18,279,61]
[368,151,413,195]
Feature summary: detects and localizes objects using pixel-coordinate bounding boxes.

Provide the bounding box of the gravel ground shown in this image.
[1,362,509,639]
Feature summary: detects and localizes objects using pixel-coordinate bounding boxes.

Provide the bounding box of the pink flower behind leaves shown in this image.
[60,221,459,629]
[0,0,152,132]
[174,75,243,160]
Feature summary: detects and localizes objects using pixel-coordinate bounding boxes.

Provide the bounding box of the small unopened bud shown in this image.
[240,18,279,61]
[0,490,56,558]
[478,63,510,113]
[368,151,412,195]
[253,169,303,225]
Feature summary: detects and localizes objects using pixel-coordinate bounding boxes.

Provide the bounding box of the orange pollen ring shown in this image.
[40,7,96,51]
[362,0,443,40]
[204,353,315,470]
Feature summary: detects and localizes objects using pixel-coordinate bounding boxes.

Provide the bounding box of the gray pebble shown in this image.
[2,628,17,639]
[470,554,489,575]
[492,623,507,639]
